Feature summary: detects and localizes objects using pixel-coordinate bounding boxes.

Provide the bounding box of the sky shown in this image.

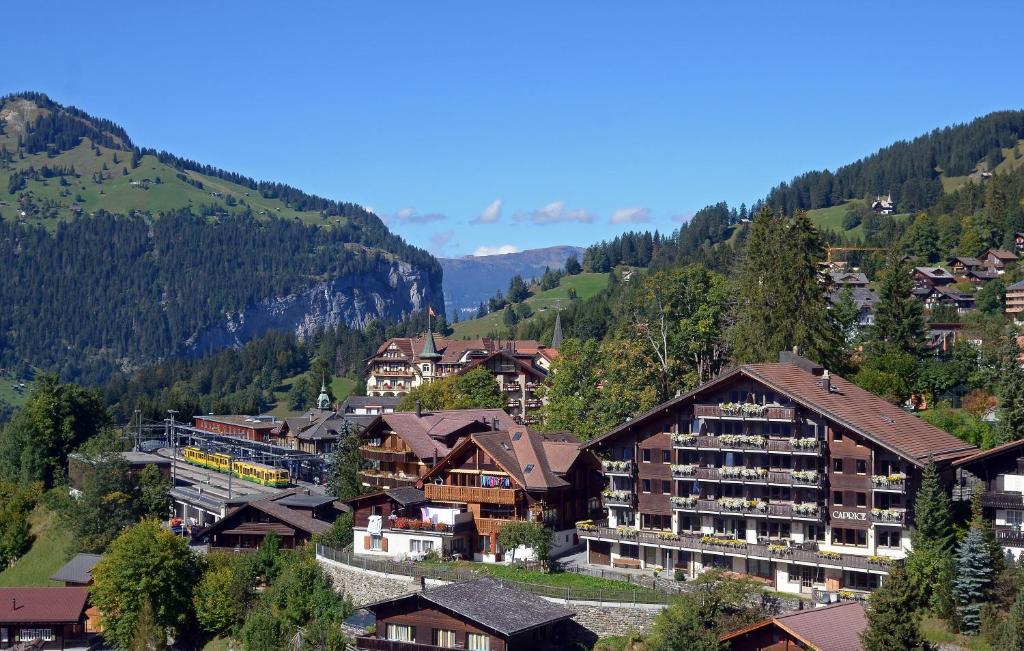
[5,1,1024,258]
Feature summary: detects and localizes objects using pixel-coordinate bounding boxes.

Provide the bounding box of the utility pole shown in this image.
[167,409,178,487]
[134,409,141,451]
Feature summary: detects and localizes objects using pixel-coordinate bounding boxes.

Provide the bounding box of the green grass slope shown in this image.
[806,200,911,238]
[451,272,610,339]
[0,507,74,587]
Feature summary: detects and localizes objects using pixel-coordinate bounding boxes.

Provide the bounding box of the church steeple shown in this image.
[419,331,442,360]
[551,311,564,349]
[316,376,331,410]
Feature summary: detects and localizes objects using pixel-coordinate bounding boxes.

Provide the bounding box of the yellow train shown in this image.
[182,447,290,488]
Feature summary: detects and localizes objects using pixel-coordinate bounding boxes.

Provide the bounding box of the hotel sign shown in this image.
[831,510,867,521]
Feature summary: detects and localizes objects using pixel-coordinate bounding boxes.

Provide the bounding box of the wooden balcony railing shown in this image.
[373,369,414,377]
[358,470,419,488]
[356,637,460,651]
[475,517,523,536]
[358,446,413,462]
[423,484,520,505]
[694,404,796,421]
[981,491,1024,509]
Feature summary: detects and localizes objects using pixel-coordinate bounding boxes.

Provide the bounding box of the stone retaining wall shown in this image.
[571,605,658,639]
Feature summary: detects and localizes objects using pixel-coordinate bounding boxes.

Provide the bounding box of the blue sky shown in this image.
[4,1,1023,257]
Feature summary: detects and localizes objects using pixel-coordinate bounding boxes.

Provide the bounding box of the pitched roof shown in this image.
[986,248,1019,261]
[1008,279,1024,291]
[369,336,553,366]
[341,395,402,410]
[197,488,342,539]
[458,350,548,380]
[585,359,976,466]
[950,256,983,266]
[368,409,518,462]
[0,587,88,624]
[49,553,101,585]
[721,602,866,651]
[828,271,869,284]
[953,436,1024,467]
[421,578,574,636]
[913,266,954,280]
[385,486,428,506]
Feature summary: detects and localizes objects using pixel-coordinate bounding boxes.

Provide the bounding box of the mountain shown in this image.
[0,92,443,382]
[441,245,584,316]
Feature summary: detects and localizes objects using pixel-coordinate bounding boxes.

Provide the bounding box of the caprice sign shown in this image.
[831,510,868,521]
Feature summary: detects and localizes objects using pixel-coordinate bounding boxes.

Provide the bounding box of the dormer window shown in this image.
[422,364,431,372]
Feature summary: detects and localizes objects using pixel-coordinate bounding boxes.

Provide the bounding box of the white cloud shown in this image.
[610,207,652,224]
[471,199,503,224]
[472,244,521,257]
[393,207,447,224]
[514,201,597,225]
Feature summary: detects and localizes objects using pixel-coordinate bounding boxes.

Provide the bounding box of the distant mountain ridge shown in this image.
[442,246,584,315]
[0,92,443,381]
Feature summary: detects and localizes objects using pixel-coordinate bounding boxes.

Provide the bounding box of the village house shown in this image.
[576,350,976,598]
[826,271,869,290]
[1016,232,1024,252]
[826,287,879,327]
[720,601,867,651]
[352,427,600,562]
[49,554,101,587]
[355,578,576,651]
[954,439,1024,559]
[364,333,557,421]
[194,488,347,551]
[911,266,956,290]
[912,286,976,314]
[67,451,171,497]
[1006,279,1024,321]
[870,194,894,215]
[357,408,518,489]
[0,587,97,650]
[341,396,401,429]
[982,248,1019,274]
[949,256,984,274]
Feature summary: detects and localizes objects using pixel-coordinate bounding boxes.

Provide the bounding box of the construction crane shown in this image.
[825,246,886,265]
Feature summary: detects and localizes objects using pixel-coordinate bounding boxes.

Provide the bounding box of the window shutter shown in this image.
[364,535,371,549]
[382,536,389,552]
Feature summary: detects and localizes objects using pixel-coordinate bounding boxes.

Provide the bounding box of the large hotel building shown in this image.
[578,350,976,596]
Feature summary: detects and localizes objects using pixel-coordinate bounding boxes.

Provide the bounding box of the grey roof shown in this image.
[422,578,574,636]
[827,287,879,310]
[121,451,171,466]
[49,553,101,584]
[384,487,427,507]
[1008,279,1024,291]
[828,271,868,285]
[275,494,335,508]
[342,396,402,410]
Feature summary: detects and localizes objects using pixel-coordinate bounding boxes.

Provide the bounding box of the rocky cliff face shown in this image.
[187,259,442,356]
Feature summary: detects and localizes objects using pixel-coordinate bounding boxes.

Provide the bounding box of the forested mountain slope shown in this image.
[0,92,443,383]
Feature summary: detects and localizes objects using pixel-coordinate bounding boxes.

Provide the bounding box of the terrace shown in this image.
[423,484,520,506]
[694,403,796,421]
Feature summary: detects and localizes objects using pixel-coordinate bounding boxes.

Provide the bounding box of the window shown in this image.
[662,450,671,463]
[747,558,773,579]
[805,524,825,542]
[662,480,671,494]
[433,629,456,648]
[386,624,414,642]
[642,449,651,463]
[856,493,867,508]
[877,528,901,547]
[17,630,54,643]
[833,458,844,473]
[467,633,491,650]
[642,479,652,493]
[370,534,382,550]
[411,540,435,553]
[856,459,867,474]
[843,570,881,591]
[833,491,843,506]
[831,527,867,547]
[421,364,430,372]
[1009,510,1024,531]
[833,431,843,442]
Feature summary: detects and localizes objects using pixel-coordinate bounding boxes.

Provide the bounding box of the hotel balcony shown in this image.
[373,369,414,377]
[671,433,819,455]
[602,460,636,475]
[869,508,907,525]
[672,466,821,488]
[602,490,637,508]
[871,475,907,493]
[995,527,1024,547]
[694,403,796,421]
[358,470,419,489]
[525,399,543,409]
[475,516,523,536]
[358,445,413,462]
[423,483,520,505]
[669,497,822,521]
[503,383,522,392]
[576,525,890,573]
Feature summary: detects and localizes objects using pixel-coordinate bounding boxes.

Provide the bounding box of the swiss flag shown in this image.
[428,306,436,317]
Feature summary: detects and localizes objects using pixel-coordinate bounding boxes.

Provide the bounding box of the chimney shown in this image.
[492,417,499,431]
[819,370,831,393]
[416,400,422,417]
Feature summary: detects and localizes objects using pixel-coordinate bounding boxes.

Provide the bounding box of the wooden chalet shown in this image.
[194,488,346,551]
[357,408,518,490]
[949,256,983,274]
[721,601,866,651]
[356,578,575,651]
[982,248,1019,273]
[0,587,96,650]
[911,266,955,290]
[416,428,601,561]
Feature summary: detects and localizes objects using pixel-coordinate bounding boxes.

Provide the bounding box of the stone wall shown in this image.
[570,605,658,639]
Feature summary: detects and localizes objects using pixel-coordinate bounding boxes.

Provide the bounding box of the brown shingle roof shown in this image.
[721,602,866,651]
[0,587,88,624]
[371,410,518,462]
[585,361,976,466]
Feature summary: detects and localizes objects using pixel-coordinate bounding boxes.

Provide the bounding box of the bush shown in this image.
[674,569,686,582]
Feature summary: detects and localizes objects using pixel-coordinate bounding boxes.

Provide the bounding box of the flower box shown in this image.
[671,464,697,477]
[671,432,697,445]
[817,551,841,560]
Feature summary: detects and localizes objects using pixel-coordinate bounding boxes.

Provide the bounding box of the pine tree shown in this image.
[861,562,927,651]
[999,337,1024,443]
[954,527,995,633]
[729,208,841,366]
[1000,586,1024,650]
[971,491,1006,578]
[868,251,925,357]
[907,458,954,611]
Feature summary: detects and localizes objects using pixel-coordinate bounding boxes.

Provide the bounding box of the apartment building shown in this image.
[954,439,1024,559]
[577,350,976,597]
[1006,279,1024,321]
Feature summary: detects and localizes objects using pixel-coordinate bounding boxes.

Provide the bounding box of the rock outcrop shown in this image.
[187,258,442,356]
